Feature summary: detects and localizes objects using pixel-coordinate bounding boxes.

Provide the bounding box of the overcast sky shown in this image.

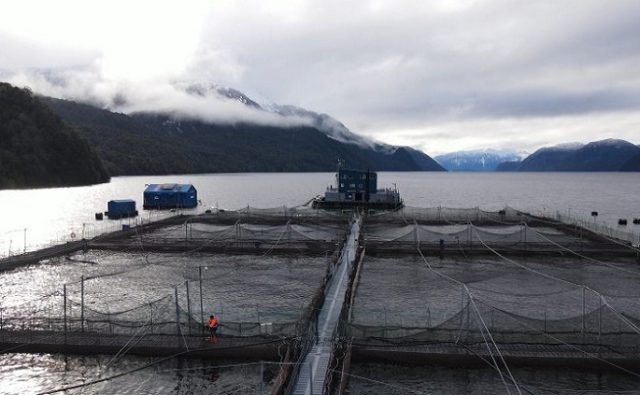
[1,0,639,155]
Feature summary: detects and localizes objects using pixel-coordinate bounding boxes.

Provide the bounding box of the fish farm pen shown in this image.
[1,206,640,394]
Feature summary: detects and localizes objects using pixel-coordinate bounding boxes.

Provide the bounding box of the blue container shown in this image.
[107,199,138,219]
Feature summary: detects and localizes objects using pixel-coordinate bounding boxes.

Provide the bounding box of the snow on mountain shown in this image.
[267,103,396,153]
[184,83,262,109]
[518,138,640,171]
[435,149,527,171]
[541,142,585,151]
[179,82,397,153]
[587,138,632,148]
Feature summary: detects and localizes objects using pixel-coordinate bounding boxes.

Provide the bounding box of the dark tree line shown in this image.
[0,83,110,189]
[42,97,444,177]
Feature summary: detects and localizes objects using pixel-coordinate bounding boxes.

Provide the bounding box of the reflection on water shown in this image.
[1,172,640,393]
[0,353,276,395]
[0,251,327,332]
[1,172,639,256]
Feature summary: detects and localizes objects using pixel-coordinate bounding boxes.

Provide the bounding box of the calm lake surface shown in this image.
[1,172,639,255]
[1,171,640,394]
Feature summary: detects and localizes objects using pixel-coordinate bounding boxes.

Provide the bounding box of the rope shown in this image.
[476,299,640,379]
[529,227,640,278]
[472,225,640,337]
[326,367,429,394]
[416,248,522,395]
[35,336,298,395]
[104,317,152,370]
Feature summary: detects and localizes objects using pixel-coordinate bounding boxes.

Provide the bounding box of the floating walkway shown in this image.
[292,217,361,395]
[0,330,286,360]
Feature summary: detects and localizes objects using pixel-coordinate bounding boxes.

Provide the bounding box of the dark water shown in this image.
[347,362,640,394]
[0,353,277,395]
[1,172,640,393]
[0,251,327,327]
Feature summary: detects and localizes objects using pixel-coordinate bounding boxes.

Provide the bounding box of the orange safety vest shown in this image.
[208,317,218,328]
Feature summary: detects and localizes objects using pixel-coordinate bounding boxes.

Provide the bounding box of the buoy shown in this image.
[633,218,640,225]
[95,212,103,220]
[591,211,598,217]
[70,232,76,239]
[618,219,628,226]
[205,209,212,214]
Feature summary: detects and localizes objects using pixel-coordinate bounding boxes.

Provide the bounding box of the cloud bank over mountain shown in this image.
[2,0,640,154]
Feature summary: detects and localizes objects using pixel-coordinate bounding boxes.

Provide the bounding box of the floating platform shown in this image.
[311,199,403,211]
[312,168,403,211]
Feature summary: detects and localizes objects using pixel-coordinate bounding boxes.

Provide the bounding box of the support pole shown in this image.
[314,308,319,344]
[149,303,154,334]
[186,280,192,335]
[308,361,314,395]
[199,266,204,336]
[23,228,27,253]
[259,360,264,395]
[460,287,464,327]
[598,295,602,339]
[81,276,85,332]
[581,286,586,333]
[185,221,188,251]
[384,308,387,337]
[174,287,181,346]
[63,284,68,345]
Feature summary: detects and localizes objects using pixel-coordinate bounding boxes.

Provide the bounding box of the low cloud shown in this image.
[2,0,640,154]
[2,68,313,128]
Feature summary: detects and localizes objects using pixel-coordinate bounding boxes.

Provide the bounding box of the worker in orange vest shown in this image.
[208,314,219,341]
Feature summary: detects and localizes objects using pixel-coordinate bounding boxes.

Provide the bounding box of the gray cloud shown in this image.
[1,0,640,154]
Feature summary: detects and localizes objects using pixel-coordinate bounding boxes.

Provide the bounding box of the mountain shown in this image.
[495,161,521,172]
[516,140,640,171]
[0,83,109,189]
[620,152,640,171]
[517,143,584,171]
[42,96,445,175]
[435,149,525,171]
[182,83,395,151]
[563,139,640,171]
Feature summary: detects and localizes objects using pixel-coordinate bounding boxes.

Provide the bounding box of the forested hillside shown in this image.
[0,83,109,189]
[43,97,444,175]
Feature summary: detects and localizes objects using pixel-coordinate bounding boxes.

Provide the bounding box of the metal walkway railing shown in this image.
[292,217,361,395]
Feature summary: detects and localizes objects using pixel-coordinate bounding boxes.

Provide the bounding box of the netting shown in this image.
[212,205,349,221]
[346,255,640,354]
[92,220,347,254]
[365,223,575,244]
[0,285,304,338]
[0,249,335,340]
[367,206,524,224]
[361,220,630,256]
